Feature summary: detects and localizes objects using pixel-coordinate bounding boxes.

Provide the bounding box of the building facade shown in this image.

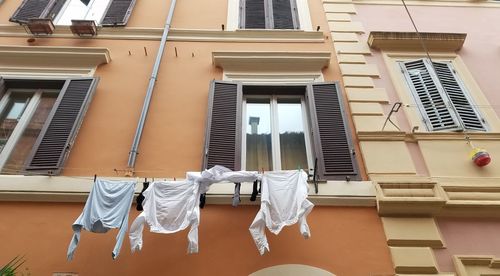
[0,0,499,275]
[326,0,500,275]
[0,0,394,275]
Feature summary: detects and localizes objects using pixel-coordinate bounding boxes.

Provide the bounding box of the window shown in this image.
[243,95,313,171]
[202,81,359,180]
[10,0,136,26]
[0,77,97,175]
[399,58,486,132]
[240,0,300,29]
[226,0,312,31]
[55,0,112,25]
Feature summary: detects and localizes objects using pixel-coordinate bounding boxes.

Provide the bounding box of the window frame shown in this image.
[241,93,314,172]
[239,0,300,29]
[53,0,112,25]
[227,0,312,31]
[383,52,500,133]
[0,88,59,170]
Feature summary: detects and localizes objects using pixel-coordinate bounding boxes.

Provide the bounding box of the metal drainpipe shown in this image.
[127,0,178,171]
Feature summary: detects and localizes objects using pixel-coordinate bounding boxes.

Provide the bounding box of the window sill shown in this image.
[0,175,376,206]
[0,24,325,43]
[357,131,500,142]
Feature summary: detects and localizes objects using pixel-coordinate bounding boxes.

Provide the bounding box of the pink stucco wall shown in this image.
[434,218,500,272]
[353,4,500,115]
[352,4,500,176]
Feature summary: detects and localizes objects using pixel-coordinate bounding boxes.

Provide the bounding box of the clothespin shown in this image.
[93,174,97,183]
[174,177,176,181]
[297,165,301,172]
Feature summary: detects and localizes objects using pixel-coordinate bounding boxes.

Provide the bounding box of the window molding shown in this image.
[213,51,331,72]
[0,45,110,70]
[223,72,324,84]
[0,25,325,42]
[227,0,312,31]
[383,51,500,132]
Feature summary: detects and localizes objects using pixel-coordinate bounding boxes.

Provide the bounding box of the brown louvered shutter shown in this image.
[272,0,298,29]
[307,82,359,180]
[202,81,242,171]
[24,78,98,174]
[0,77,5,99]
[10,0,59,23]
[101,0,136,26]
[242,0,267,29]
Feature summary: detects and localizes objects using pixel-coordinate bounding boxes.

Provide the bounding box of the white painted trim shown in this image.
[224,72,324,84]
[0,90,42,170]
[0,67,94,77]
[296,0,313,31]
[301,96,314,173]
[227,0,240,31]
[270,96,281,170]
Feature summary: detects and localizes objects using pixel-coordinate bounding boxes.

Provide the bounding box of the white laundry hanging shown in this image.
[67,178,136,260]
[249,170,314,255]
[129,179,201,254]
[129,166,260,254]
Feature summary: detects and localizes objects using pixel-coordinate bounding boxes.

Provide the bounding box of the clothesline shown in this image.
[66,166,314,260]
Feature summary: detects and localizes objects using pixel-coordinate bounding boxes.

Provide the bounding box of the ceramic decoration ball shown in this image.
[469,147,491,167]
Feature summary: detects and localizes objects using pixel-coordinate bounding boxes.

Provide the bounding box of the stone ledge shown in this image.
[368,31,466,52]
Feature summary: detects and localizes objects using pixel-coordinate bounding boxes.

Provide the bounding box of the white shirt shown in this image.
[249,170,314,255]
[129,166,260,254]
[129,180,201,254]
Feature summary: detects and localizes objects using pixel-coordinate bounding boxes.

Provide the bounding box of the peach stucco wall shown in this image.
[434,218,500,273]
[0,0,365,178]
[0,203,394,276]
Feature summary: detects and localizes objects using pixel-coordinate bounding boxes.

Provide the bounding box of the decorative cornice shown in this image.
[0,45,110,68]
[368,31,467,52]
[357,131,500,142]
[213,51,331,72]
[375,176,500,217]
[353,0,500,8]
[0,25,325,43]
[454,255,500,276]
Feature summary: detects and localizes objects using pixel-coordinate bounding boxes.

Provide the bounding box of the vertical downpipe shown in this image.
[127,0,178,172]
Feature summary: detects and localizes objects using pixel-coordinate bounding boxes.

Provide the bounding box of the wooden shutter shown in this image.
[202,81,242,171]
[242,0,266,29]
[0,77,5,99]
[101,0,136,26]
[24,78,98,174]
[400,59,462,131]
[307,82,359,180]
[10,0,61,23]
[433,61,486,131]
[272,0,298,29]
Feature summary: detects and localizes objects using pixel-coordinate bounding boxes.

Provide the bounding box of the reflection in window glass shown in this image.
[56,0,111,25]
[277,99,308,170]
[3,95,57,174]
[0,94,31,153]
[246,100,273,171]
